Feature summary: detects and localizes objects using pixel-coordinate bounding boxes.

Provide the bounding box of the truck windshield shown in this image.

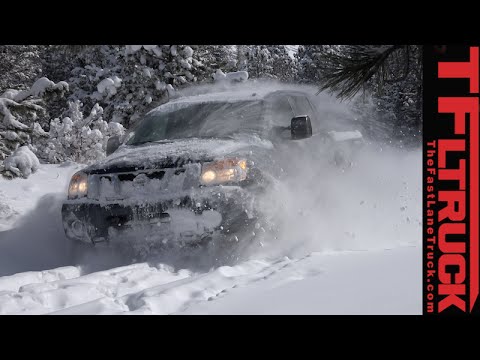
[126,100,265,145]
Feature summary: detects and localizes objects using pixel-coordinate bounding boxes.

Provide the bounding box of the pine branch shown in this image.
[317,45,406,99]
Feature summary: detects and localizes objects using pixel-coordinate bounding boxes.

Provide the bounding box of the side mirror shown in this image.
[106,135,121,156]
[291,115,312,140]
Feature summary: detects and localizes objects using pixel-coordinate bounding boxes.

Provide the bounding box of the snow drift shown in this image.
[3,146,40,178]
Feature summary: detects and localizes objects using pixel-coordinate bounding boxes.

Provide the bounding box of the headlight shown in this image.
[68,171,88,199]
[200,158,248,186]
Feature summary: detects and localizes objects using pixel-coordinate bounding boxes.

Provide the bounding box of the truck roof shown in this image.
[149,88,313,114]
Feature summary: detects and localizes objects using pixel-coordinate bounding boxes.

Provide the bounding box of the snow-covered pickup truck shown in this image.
[61,88,363,255]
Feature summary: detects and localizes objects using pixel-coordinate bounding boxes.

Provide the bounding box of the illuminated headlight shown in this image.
[68,171,88,199]
[200,158,248,186]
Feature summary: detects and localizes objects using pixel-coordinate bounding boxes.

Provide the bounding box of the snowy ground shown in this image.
[0,147,422,315]
[0,162,82,232]
[0,247,419,315]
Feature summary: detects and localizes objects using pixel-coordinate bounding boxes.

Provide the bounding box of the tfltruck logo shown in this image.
[424,45,479,314]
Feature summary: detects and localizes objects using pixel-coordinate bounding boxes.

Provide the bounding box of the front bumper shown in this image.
[62,187,257,245]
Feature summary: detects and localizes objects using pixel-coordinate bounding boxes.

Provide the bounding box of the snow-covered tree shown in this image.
[192,45,238,79]
[42,45,218,128]
[39,45,299,130]
[267,45,297,81]
[40,100,125,164]
[296,45,341,83]
[0,77,69,165]
[243,45,296,81]
[350,46,423,146]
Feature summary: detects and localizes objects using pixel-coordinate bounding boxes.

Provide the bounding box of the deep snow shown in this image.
[0,162,82,232]
[0,246,419,315]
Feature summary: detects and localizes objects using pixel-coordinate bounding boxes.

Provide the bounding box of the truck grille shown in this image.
[87,164,201,201]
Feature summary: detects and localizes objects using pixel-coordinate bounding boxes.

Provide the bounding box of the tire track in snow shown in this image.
[0,253,318,314]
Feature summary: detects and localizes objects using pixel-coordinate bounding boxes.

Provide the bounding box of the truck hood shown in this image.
[84,136,273,174]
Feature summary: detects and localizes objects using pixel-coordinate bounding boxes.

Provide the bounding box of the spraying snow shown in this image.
[254,143,420,260]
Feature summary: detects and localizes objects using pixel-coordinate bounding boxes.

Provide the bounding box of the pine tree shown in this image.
[192,45,238,80]
[266,45,297,81]
[41,100,125,164]
[0,45,44,93]
[0,77,69,162]
[296,45,340,83]
[41,45,221,128]
[243,45,296,81]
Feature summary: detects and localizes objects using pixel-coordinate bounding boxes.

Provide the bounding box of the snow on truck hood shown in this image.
[86,136,273,173]
[158,89,274,109]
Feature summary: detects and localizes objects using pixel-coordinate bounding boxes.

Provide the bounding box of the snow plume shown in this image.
[254,144,421,260]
